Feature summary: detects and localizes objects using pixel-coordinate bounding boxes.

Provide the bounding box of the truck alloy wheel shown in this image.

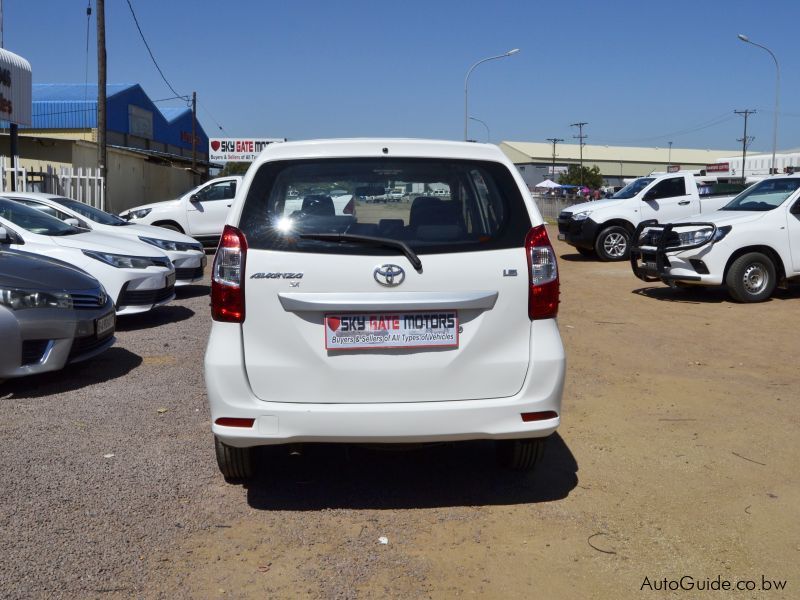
[595,226,631,261]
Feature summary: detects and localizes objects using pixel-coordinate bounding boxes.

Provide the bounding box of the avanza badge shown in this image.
[325,311,458,350]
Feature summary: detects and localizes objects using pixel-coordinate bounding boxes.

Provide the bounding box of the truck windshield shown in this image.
[612,178,654,199]
[720,178,800,212]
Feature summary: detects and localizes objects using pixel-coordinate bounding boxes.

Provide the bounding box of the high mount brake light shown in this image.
[211,225,247,322]
[525,225,559,319]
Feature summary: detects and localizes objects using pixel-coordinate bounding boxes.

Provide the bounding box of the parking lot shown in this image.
[1,230,798,599]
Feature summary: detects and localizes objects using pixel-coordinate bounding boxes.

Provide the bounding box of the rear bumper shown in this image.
[204,319,565,447]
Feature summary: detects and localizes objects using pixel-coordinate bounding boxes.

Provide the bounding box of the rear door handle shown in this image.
[678,200,691,205]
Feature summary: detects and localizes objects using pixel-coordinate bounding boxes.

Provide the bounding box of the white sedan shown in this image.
[2,192,206,286]
[0,199,176,316]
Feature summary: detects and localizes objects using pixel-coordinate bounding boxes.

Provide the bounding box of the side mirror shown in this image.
[0,226,8,243]
[790,201,800,215]
[643,190,657,201]
[190,193,201,203]
[64,218,81,227]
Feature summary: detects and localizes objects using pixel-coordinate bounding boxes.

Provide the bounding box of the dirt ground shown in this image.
[158,230,800,599]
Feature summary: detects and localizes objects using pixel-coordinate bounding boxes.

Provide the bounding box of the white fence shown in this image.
[0,156,104,209]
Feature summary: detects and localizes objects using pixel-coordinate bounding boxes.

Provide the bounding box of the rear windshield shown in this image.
[239,158,532,255]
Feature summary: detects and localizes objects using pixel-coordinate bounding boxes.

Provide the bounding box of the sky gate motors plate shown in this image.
[325,311,459,351]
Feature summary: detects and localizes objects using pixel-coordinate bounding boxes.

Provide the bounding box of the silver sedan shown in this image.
[0,248,116,380]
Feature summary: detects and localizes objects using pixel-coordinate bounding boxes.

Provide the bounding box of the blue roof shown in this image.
[28,84,208,152]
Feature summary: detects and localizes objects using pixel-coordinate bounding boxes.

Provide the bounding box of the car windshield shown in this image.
[612,178,654,199]
[50,197,129,226]
[720,178,800,212]
[0,198,81,236]
[238,158,531,255]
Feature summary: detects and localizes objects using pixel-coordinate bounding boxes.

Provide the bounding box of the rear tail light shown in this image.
[211,225,247,322]
[525,225,559,319]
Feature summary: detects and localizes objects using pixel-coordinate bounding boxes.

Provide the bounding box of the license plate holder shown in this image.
[95,312,115,337]
[166,273,176,287]
[325,310,459,351]
[557,233,566,241]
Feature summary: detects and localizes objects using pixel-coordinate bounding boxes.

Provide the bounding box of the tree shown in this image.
[558,165,604,189]
[218,161,251,177]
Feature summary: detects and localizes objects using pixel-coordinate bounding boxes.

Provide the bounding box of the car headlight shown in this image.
[0,287,72,310]
[126,208,152,220]
[138,236,203,252]
[677,228,713,247]
[572,211,592,221]
[82,249,171,269]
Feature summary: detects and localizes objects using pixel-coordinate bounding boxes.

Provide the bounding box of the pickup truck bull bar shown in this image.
[630,220,717,282]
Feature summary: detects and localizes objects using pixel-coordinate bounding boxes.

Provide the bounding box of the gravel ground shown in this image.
[2,233,799,598]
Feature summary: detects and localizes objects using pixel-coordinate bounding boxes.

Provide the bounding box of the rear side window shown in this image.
[239,158,532,255]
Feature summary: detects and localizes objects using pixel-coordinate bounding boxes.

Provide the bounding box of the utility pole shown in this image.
[667,141,673,171]
[545,138,563,183]
[570,122,588,187]
[735,109,756,180]
[97,0,107,200]
[191,91,197,185]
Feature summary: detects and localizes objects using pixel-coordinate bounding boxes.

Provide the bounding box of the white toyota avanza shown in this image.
[204,139,565,482]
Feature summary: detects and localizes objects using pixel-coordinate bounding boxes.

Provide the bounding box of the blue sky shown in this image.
[6,0,799,153]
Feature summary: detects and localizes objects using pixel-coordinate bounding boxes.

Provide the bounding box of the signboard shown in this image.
[548,166,568,175]
[705,163,729,173]
[208,138,285,163]
[667,165,680,173]
[0,48,32,126]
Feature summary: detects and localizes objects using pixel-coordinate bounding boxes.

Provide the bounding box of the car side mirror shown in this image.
[64,218,81,227]
[190,193,201,203]
[643,190,657,201]
[0,226,8,243]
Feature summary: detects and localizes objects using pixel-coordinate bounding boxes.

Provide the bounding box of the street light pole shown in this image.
[464,49,519,141]
[469,117,490,142]
[738,34,780,175]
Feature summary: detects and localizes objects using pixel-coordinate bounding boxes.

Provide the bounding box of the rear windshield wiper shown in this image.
[298,233,422,271]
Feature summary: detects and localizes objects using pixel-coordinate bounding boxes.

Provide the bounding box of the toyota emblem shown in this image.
[373,264,405,287]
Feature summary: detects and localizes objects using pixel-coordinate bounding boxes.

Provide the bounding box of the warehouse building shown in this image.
[499,141,738,189]
[0,83,213,213]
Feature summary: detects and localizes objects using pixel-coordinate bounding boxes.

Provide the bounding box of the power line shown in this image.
[125,0,184,100]
[198,99,229,135]
[599,112,736,145]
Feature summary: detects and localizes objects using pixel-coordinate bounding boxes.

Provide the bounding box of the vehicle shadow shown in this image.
[115,305,195,331]
[633,284,800,304]
[559,253,596,262]
[175,284,210,300]
[244,433,578,510]
[0,347,142,399]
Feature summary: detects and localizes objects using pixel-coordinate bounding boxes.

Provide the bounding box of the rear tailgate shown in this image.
[241,248,530,404]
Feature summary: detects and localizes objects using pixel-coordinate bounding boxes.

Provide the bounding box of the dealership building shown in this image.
[0,83,212,213]
[499,141,739,188]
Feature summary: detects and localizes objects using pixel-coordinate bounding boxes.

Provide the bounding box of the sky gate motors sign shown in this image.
[208,138,285,163]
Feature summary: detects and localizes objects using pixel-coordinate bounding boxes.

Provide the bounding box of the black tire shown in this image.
[155,222,184,233]
[594,225,631,261]
[725,252,776,303]
[496,438,546,471]
[576,247,595,258]
[214,436,253,482]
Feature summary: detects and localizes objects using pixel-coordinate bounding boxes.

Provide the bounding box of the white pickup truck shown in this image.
[631,175,800,302]
[557,172,748,261]
[120,176,244,248]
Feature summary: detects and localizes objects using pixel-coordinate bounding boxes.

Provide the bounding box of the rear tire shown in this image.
[725,252,776,303]
[496,438,546,471]
[214,436,253,482]
[594,226,631,261]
